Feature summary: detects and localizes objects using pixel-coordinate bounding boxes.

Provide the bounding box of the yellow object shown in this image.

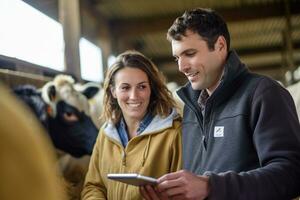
[0,83,66,200]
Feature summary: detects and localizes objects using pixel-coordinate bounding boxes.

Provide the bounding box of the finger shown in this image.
[145,185,160,200]
[158,191,170,200]
[158,170,187,183]
[161,185,185,197]
[139,186,151,200]
[157,177,183,192]
[170,194,186,200]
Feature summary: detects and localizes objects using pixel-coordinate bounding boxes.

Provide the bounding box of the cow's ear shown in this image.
[41,82,57,104]
[48,85,56,101]
[81,86,99,99]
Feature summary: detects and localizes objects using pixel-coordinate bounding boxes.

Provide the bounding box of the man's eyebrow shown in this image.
[175,48,195,58]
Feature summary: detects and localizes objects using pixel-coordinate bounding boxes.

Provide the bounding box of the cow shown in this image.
[167,81,184,116]
[74,81,104,129]
[40,75,99,158]
[287,81,300,121]
[13,84,48,128]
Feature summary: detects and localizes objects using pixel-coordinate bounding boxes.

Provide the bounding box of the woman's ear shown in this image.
[110,86,116,98]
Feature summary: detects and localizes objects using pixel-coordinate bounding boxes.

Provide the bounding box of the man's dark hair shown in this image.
[167,8,230,51]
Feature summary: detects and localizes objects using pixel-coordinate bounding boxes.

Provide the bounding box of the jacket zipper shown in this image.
[179,92,208,151]
[202,100,212,150]
[122,150,126,166]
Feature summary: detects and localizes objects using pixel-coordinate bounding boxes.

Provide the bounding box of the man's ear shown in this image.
[215,36,227,52]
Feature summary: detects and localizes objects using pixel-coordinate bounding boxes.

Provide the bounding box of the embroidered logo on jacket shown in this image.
[214,126,224,137]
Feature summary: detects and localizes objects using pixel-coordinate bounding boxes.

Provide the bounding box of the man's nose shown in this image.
[178,57,189,73]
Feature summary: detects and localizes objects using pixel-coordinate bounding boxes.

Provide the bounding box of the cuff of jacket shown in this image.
[204,171,227,200]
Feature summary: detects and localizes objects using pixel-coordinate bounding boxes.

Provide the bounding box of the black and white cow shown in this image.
[13,75,101,158]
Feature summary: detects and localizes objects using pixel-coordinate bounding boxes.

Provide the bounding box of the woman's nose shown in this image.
[129,89,138,99]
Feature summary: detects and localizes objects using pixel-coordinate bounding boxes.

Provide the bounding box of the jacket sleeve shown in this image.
[170,121,183,172]
[205,80,300,200]
[81,131,107,200]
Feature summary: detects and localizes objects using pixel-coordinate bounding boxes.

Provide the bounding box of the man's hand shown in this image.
[156,170,210,200]
[139,170,210,200]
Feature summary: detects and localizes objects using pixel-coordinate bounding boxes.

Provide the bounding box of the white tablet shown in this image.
[107,173,158,186]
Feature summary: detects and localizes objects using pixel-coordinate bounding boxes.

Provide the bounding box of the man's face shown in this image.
[171,30,226,93]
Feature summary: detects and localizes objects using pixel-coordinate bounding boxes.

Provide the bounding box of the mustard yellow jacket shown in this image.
[81,109,182,200]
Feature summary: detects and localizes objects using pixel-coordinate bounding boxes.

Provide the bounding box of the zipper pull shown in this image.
[122,151,126,166]
[202,135,207,150]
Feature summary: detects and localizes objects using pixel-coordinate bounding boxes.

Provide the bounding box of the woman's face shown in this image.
[111,67,151,122]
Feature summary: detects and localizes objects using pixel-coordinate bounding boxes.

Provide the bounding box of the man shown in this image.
[140,8,300,200]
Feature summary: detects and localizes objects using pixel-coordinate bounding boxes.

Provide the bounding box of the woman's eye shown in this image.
[121,86,129,90]
[138,85,147,89]
[121,87,128,90]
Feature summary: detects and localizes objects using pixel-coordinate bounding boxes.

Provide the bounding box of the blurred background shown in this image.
[0,0,300,87]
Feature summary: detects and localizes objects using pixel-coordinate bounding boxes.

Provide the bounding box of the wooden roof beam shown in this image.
[110,1,300,39]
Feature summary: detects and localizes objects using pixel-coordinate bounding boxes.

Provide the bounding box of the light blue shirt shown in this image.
[117,112,153,147]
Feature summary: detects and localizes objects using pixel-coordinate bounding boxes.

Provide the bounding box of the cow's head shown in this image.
[11,75,98,158]
[39,75,99,157]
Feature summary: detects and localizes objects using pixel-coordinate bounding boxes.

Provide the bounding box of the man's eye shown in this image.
[186,52,196,57]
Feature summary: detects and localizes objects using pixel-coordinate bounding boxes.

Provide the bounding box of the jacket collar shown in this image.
[102,108,180,144]
[116,112,154,147]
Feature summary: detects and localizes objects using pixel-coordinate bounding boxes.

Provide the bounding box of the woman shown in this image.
[81,50,182,200]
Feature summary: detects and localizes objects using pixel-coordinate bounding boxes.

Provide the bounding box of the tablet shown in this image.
[107,173,158,186]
